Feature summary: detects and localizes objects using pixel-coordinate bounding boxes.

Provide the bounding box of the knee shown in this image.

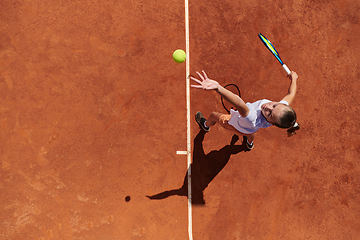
[210,112,218,117]
[208,112,220,120]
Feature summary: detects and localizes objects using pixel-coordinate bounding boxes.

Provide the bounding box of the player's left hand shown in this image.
[190,71,220,90]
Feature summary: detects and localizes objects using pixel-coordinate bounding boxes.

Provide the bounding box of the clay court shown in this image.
[1,0,360,239]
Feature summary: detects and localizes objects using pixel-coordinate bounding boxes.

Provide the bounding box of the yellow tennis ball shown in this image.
[173,49,186,63]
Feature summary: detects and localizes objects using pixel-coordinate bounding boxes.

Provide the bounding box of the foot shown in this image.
[244,136,254,150]
[195,112,210,132]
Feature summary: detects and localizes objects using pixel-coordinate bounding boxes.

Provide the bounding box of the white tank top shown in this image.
[227,99,289,134]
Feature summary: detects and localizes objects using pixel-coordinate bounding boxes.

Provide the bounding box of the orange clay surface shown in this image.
[1,0,360,239]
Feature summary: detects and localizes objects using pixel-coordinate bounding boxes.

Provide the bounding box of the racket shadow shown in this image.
[146,130,248,205]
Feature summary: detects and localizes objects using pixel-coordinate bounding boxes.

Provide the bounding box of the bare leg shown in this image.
[206,112,224,127]
[205,111,256,150]
[246,133,255,144]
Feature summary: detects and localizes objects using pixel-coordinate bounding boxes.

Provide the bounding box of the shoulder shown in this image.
[247,99,270,108]
[252,99,271,104]
[279,100,289,106]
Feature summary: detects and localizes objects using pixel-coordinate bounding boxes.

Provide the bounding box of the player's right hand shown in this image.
[288,71,298,81]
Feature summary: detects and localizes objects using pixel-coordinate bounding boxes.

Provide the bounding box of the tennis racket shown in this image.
[221,84,241,114]
[258,33,291,75]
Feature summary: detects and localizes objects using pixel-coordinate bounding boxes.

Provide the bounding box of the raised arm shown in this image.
[190,71,250,117]
[281,71,298,105]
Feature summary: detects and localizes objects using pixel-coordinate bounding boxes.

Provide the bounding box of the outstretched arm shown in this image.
[190,71,250,117]
[281,71,298,105]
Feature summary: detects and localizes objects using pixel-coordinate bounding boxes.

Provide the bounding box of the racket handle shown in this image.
[282,64,291,75]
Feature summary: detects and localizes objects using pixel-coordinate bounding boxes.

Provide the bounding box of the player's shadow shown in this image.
[146,130,248,205]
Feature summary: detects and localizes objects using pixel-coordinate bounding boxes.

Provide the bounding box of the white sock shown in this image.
[204,121,209,128]
[247,139,253,145]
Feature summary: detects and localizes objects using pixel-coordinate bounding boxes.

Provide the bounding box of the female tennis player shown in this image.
[190,70,298,150]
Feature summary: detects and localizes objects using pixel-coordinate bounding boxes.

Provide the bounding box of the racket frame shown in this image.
[221,84,241,114]
[258,33,291,75]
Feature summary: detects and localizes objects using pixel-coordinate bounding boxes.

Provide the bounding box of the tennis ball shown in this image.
[173,49,186,63]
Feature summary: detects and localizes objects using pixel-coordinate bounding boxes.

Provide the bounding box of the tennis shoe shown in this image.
[244,136,254,150]
[195,112,210,132]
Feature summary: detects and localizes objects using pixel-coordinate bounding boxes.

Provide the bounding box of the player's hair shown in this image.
[274,106,297,129]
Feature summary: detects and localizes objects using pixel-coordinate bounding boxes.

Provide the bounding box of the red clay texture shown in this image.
[1,0,360,239]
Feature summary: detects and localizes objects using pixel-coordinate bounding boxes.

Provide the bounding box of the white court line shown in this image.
[176,151,188,155]
[185,0,193,239]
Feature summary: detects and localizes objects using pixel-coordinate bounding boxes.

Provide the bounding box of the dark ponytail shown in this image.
[287,122,300,136]
[274,106,297,129]
[273,106,300,136]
